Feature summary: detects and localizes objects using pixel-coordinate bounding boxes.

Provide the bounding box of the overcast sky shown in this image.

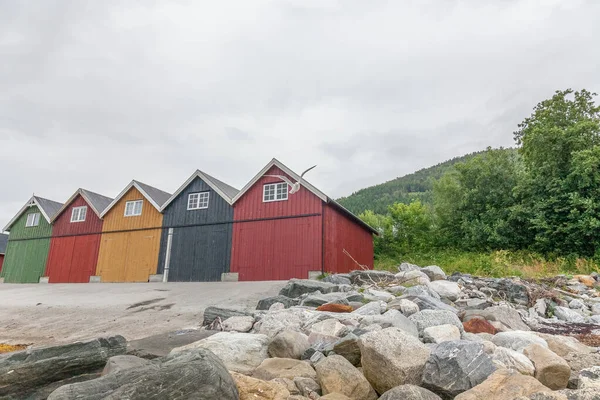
[1,0,600,228]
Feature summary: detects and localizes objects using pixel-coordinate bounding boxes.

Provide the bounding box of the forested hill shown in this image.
[337,150,501,215]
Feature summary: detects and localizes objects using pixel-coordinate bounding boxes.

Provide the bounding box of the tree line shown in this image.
[360,89,600,261]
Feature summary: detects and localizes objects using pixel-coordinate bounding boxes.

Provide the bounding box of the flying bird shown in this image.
[265,165,317,194]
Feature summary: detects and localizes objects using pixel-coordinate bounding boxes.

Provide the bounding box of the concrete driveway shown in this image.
[0,281,285,346]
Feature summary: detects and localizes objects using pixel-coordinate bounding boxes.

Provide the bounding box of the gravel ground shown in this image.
[0,281,285,346]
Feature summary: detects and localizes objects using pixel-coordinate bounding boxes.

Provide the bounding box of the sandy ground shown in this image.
[0,281,285,346]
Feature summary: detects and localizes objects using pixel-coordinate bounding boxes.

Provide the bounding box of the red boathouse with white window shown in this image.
[230,159,377,281]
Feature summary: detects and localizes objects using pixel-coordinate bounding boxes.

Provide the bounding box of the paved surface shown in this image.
[0,281,285,346]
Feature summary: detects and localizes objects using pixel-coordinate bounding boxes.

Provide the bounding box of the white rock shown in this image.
[427,281,460,302]
[491,331,548,353]
[492,347,535,376]
[569,299,586,309]
[222,316,255,332]
[554,306,586,323]
[388,298,419,317]
[353,301,387,316]
[422,324,461,344]
[170,332,269,374]
[395,270,430,286]
[253,308,309,337]
[364,289,394,302]
[269,302,286,311]
[421,265,447,281]
[577,366,600,390]
[309,319,348,337]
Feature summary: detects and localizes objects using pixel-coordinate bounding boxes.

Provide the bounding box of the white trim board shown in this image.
[161,170,235,211]
[100,181,164,218]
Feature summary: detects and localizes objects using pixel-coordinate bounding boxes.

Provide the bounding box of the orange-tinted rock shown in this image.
[316,304,353,313]
[463,317,498,335]
[575,275,597,288]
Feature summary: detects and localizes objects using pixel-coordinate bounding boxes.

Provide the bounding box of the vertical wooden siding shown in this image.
[231,167,323,281]
[0,254,4,273]
[324,204,374,273]
[157,177,233,282]
[96,187,163,282]
[45,195,104,283]
[0,205,53,283]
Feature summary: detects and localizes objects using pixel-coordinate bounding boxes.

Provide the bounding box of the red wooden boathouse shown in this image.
[230,159,376,281]
[45,189,112,283]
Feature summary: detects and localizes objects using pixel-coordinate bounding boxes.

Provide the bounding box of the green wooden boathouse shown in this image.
[1,196,63,283]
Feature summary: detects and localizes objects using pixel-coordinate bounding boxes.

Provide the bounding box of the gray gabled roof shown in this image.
[51,188,114,222]
[100,180,172,218]
[161,170,239,210]
[133,180,171,208]
[3,195,64,232]
[0,233,8,254]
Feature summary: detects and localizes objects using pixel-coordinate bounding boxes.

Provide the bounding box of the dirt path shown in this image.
[0,281,285,346]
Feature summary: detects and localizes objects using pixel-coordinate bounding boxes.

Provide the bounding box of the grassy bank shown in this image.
[374,249,600,279]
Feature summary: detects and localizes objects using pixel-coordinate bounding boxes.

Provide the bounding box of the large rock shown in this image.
[421,265,447,281]
[491,347,535,376]
[536,334,592,357]
[577,366,600,390]
[359,309,419,337]
[401,295,458,313]
[349,270,397,285]
[454,369,552,400]
[170,331,269,374]
[202,306,252,326]
[309,319,348,337]
[388,298,420,316]
[253,308,308,337]
[102,355,155,376]
[280,279,339,298]
[557,387,600,399]
[563,351,600,389]
[231,371,290,400]
[554,307,586,323]
[428,281,460,301]
[0,335,126,398]
[491,331,548,353]
[323,274,352,285]
[256,295,299,310]
[463,317,498,334]
[409,310,464,336]
[463,306,530,331]
[395,270,431,286]
[423,324,461,344]
[126,329,218,359]
[48,348,239,400]
[422,340,497,398]
[223,316,255,332]
[485,278,530,306]
[353,301,387,315]
[379,385,441,400]
[364,288,395,302]
[315,355,378,400]
[524,344,570,390]
[294,377,321,397]
[253,358,316,381]
[268,330,311,359]
[302,292,360,307]
[332,333,361,366]
[358,327,430,394]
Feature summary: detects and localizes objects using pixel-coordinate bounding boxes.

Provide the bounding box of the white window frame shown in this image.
[25,212,41,227]
[70,206,87,223]
[187,192,210,210]
[263,182,289,202]
[124,200,144,217]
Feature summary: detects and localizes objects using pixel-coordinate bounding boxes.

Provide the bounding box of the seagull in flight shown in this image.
[266,165,317,194]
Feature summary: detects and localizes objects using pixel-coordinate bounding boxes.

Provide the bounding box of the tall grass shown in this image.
[374,249,600,278]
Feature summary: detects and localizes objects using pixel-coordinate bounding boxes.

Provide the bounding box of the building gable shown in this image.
[101,186,164,232]
[51,194,104,237]
[162,176,234,227]
[4,204,53,241]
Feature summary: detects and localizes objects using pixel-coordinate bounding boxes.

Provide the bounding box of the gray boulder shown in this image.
[462,306,530,331]
[323,274,352,285]
[353,301,387,315]
[102,355,155,375]
[428,281,460,302]
[422,340,497,399]
[332,333,361,366]
[398,262,421,272]
[485,278,530,306]
[554,306,586,323]
[360,309,419,338]
[280,279,339,298]
[48,348,238,400]
[421,265,447,281]
[315,355,378,400]
[268,330,311,359]
[400,295,458,313]
[379,384,442,400]
[202,306,252,326]
[409,310,464,336]
[256,295,299,310]
[0,335,126,398]
[491,331,548,353]
[222,316,255,332]
[388,298,420,316]
[395,270,431,286]
[359,327,430,394]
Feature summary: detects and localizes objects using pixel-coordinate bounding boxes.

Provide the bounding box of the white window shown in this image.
[124,200,143,216]
[25,212,41,227]
[70,206,87,222]
[188,192,210,210]
[263,182,288,202]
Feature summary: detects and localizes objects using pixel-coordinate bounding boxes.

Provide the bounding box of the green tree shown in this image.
[388,201,433,253]
[515,89,600,256]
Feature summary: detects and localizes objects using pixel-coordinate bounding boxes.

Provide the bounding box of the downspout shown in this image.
[162,228,174,283]
[321,202,325,274]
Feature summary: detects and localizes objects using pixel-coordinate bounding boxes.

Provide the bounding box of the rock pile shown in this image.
[1,264,599,399]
